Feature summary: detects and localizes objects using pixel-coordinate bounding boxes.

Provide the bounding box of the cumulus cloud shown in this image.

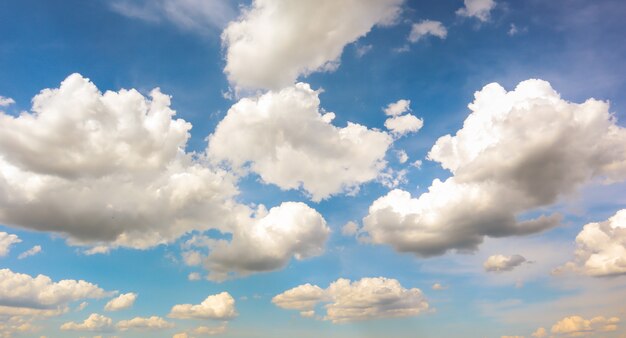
[456,0,496,22]
[104,293,137,312]
[531,327,547,338]
[396,150,409,164]
[0,233,20,257]
[17,245,41,260]
[0,96,14,107]
[0,268,109,310]
[341,221,359,236]
[384,99,411,116]
[484,254,527,272]
[222,0,404,90]
[116,316,174,331]
[110,0,236,34]
[360,79,626,257]
[431,283,447,290]
[207,83,393,201]
[0,73,251,251]
[273,277,429,323]
[559,209,626,277]
[185,202,330,281]
[60,313,114,332]
[408,20,447,43]
[168,292,237,320]
[550,315,620,336]
[383,99,423,137]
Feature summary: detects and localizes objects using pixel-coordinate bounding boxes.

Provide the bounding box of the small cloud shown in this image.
[408,20,447,43]
[456,0,496,22]
[341,221,359,236]
[396,150,409,164]
[188,272,202,281]
[18,245,42,259]
[432,283,448,291]
[0,96,15,107]
[483,254,527,272]
[355,44,373,58]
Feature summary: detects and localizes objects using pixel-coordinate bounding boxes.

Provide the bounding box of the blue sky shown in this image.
[1,0,626,337]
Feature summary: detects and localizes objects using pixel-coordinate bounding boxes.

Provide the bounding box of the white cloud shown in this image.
[222,0,404,90]
[431,283,447,290]
[384,99,411,116]
[188,202,330,281]
[60,313,114,332]
[76,301,89,312]
[173,324,227,337]
[17,245,41,260]
[0,268,109,309]
[385,114,424,136]
[341,221,359,236]
[207,83,393,201]
[273,277,429,323]
[187,272,201,281]
[0,73,251,251]
[0,96,14,107]
[531,327,547,338]
[559,209,626,277]
[483,254,527,272]
[408,20,447,43]
[360,79,626,257]
[0,232,20,257]
[104,293,137,312]
[550,315,620,336]
[355,44,373,58]
[110,0,235,34]
[396,150,409,164]
[116,316,174,331]
[456,0,496,22]
[168,292,237,320]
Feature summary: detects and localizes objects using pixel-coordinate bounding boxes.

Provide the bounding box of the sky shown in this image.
[0,0,626,337]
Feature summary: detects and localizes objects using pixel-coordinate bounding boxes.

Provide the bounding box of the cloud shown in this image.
[0,268,110,310]
[342,221,359,236]
[17,245,41,260]
[187,272,201,281]
[383,99,423,137]
[186,202,330,281]
[559,209,626,277]
[396,150,409,164]
[531,327,547,337]
[456,0,496,22]
[0,96,14,107]
[173,324,227,338]
[431,283,447,290]
[273,277,429,323]
[0,73,249,251]
[483,254,527,272]
[116,316,174,331]
[384,99,411,116]
[360,79,626,257]
[222,0,404,90]
[110,0,236,34]
[104,293,137,312]
[408,20,447,43]
[550,315,620,336]
[0,232,20,257]
[168,292,237,320]
[207,82,393,201]
[60,313,114,332]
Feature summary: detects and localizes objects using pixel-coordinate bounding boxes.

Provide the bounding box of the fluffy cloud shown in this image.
[17,245,41,260]
[273,277,429,323]
[383,99,423,137]
[431,283,447,290]
[0,96,14,107]
[0,268,109,309]
[222,0,404,90]
[384,99,411,116]
[185,202,330,281]
[531,327,547,338]
[60,313,114,332]
[560,209,626,277]
[104,293,137,312]
[207,83,393,201]
[116,316,174,331]
[0,73,250,250]
[0,233,20,257]
[168,292,237,320]
[456,0,496,22]
[360,79,626,257]
[483,254,527,272]
[110,0,236,34]
[408,20,447,43]
[550,315,620,336]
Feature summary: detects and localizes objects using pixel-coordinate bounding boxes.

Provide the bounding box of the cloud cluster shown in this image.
[0,73,247,250]
[60,313,114,332]
[104,293,137,312]
[116,316,174,331]
[549,315,620,336]
[560,209,626,277]
[208,83,393,201]
[222,0,404,90]
[168,292,237,320]
[0,232,20,257]
[360,79,626,257]
[483,254,527,272]
[456,0,496,22]
[409,20,447,43]
[272,277,429,323]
